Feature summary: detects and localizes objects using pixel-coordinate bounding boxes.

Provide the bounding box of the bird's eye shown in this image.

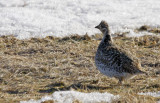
[101,25,105,28]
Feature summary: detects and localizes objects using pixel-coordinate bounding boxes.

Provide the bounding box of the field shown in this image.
[0,28,160,103]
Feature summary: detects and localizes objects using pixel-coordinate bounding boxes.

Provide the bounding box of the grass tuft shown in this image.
[138,25,160,34]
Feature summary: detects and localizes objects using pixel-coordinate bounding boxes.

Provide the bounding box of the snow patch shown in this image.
[21,91,119,103]
[138,91,160,97]
[0,0,24,7]
[0,0,160,39]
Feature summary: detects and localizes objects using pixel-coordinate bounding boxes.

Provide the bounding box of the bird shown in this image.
[95,20,146,84]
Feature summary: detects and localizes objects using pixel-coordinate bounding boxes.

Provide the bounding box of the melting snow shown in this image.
[20,91,119,103]
[0,0,160,39]
[138,91,160,97]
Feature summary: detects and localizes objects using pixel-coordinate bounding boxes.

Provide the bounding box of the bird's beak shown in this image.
[95,25,99,29]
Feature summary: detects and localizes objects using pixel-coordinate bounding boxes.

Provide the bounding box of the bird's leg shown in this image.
[118,80,122,85]
[118,77,123,85]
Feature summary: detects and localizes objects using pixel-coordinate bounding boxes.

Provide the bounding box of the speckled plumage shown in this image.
[95,21,146,84]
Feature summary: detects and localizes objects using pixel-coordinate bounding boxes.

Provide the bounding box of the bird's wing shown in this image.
[101,45,143,74]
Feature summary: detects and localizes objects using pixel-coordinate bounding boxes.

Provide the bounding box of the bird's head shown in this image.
[95,20,109,34]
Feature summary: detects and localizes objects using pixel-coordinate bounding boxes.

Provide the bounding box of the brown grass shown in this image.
[0,34,159,103]
[137,25,160,34]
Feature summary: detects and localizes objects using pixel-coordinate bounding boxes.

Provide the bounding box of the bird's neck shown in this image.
[101,31,112,45]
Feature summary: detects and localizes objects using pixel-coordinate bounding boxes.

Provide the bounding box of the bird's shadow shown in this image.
[38,81,116,93]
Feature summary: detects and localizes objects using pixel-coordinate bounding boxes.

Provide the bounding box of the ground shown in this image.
[0,27,160,103]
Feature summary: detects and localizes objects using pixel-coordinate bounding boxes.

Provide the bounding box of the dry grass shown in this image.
[0,34,159,103]
[137,25,160,34]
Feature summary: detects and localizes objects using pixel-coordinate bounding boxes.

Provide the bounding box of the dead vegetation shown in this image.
[0,33,159,103]
[137,25,160,34]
